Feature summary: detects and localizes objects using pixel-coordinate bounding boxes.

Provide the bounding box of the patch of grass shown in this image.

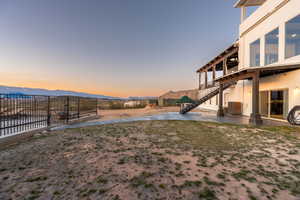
[291,185,300,195]
[158,183,166,189]
[183,160,191,164]
[0,168,7,172]
[87,189,97,195]
[181,180,202,188]
[203,176,224,186]
[96,177,108,184]
[112,195,121,200]
[174,162,182,170]
[26,190,42,200]
[288,149,298,155]
[175,172,185,177]
[130,171,154,188]
[216,173,226,180]
[26,176,48,182]
[152,152,163,156]
[198,187,217,200]
[232,170,257,183]
[248,194,257,200]
[98,188,108,194]
[117,157,128,165]
[157,157,167,163]
[53,191,61,195]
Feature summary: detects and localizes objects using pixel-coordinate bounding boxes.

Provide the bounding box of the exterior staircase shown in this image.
[180,82,236,114]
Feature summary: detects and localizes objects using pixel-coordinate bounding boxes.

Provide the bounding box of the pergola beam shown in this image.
[223,58,228,75]
[198,73,202,90]
[205,70,208,88]
[212,65,216,86]
[197,47,238,73]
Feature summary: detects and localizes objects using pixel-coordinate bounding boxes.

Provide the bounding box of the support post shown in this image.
[249,71,263,125]
[241,6,247,23]
[77,97,80,119]
[66,96,70,123]
[223,58,228,75]
[205,70,208,89]
[217,83,225,117]
[212,66,216,86]
[0,96,2,135]
[95,98,98,115]
[199,72,202,90]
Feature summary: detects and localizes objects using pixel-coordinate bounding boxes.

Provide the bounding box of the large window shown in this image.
[286,14,300,59]
[250,39,260,67]
[265,28,279,65]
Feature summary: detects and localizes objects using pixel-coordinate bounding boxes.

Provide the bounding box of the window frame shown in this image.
[285,14,300,59]
[249,38,261,67]
[265,27,279,65]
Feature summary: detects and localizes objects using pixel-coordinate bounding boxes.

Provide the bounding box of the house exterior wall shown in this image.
[225,70,300,117]
[240,0,300,68]
[198,0,300,119]
[238,0,300,118]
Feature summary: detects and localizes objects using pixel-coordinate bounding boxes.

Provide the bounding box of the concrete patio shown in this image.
[52,109,289,131]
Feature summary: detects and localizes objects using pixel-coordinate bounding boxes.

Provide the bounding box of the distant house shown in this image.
[187,0,300,125]
[124,101,141,108]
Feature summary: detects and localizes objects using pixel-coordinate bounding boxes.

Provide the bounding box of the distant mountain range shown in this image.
[0,85,119,99]
[0,85,157,100]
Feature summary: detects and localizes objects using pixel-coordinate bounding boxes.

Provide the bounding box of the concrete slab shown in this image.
[52,110,289,131]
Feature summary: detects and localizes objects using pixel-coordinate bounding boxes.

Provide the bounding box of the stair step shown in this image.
[180,82,235,114]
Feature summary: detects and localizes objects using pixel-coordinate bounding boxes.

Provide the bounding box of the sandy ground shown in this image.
[97,107,182,121]
[1,121,300,200]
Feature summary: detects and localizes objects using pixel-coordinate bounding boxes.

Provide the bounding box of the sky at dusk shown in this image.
[0,0,240,97]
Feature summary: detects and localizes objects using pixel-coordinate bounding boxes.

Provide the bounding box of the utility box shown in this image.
[228,102,242,115]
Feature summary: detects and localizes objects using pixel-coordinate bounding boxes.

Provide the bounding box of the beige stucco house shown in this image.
[191,0,300,125]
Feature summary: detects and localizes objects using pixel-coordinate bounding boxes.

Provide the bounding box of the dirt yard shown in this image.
[97,107,181,121]
[1,121,300,200]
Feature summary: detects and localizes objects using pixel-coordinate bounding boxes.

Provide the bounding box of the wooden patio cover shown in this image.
[215,62,300,84]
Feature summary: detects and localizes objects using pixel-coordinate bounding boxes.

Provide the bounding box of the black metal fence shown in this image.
[0,94,98,138]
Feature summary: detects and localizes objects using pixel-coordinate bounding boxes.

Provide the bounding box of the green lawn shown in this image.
[0,120,300,200]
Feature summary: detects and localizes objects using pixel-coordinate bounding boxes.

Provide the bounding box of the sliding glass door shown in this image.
[259,90,288,119]
[270,90,284,119]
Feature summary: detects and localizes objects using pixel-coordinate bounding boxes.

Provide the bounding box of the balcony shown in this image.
[197,43,239,90]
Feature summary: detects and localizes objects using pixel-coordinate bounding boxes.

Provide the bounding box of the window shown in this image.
[265,28,279,65]
[286,14,300,59]
[250,39,260,67]
[200,72,205,87]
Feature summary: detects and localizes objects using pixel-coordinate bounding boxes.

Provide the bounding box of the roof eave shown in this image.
[234,0,266,8]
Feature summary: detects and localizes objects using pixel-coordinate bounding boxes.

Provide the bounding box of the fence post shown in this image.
[96,99,98,115]
[0,96,2,136]
[66,96,70,123]
[77,97,80,119]
[47,96,51,126]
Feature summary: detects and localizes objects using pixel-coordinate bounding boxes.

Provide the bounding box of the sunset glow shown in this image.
[0,0,239,97]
